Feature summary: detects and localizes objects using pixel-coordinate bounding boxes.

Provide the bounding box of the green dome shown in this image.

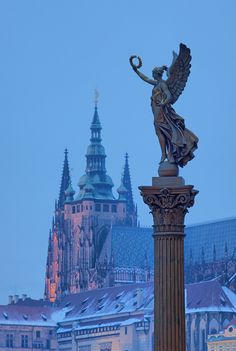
[78,174,88,187]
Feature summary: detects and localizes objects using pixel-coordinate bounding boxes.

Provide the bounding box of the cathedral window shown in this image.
[95,204,101,212]
[103,204,109,212]
[21,335,29,348]
[6,334,13,348]
[112,205,117,213]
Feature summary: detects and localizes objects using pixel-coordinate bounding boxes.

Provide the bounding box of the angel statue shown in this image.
[129,43,198,167]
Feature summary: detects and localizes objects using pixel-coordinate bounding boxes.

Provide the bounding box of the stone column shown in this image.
[139,163,198,351]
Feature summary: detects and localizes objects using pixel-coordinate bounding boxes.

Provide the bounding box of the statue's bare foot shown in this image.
[160,154,167,163]
[168,153,175,164]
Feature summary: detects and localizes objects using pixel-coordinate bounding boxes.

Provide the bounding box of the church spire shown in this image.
[121,153,137,226]
[85,102,106,175]
[78,100,115,201]
[122,153,135,213]
[58,149,71,208]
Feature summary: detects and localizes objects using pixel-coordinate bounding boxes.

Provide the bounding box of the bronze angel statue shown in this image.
[129,43,198,167]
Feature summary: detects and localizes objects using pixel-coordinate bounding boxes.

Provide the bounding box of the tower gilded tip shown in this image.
[94,89,99,108]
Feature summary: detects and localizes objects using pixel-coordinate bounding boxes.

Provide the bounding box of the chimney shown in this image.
[14,295,19,304]
[22,294,27,301]
[8,295,13,304]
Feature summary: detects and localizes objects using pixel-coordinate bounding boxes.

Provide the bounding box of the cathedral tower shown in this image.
[45,104,137,302]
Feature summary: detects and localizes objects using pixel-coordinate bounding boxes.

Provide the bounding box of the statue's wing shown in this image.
[167,51,178,78]
[166,43,191,104]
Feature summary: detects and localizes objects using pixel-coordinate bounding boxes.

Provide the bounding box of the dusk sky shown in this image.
[0,0,236,303]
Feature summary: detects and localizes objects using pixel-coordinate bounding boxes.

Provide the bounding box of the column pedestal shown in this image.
[139,168,198,351]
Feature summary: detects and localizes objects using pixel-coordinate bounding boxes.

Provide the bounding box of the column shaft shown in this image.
[154,235,185,351]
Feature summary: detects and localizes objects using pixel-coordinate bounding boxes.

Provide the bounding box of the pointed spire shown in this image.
[48,229,52,252]
[225,242,228,261]
[52,216,55,231]
[90,98,102,143]
[58,149,71,208]
[121,153,135,213]
[201,247,205,264]
[120,153,137,226]
[85,105,106,173]
[190,248,193,266]
[144,247,148,269]
[213,244,216,262]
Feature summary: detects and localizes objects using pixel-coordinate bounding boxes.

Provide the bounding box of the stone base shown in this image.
[152,176,185,187]
[158,160,179,177]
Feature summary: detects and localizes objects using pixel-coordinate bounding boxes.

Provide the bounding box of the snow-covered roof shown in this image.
[58,283,154,323]
[186,280,236,313]
[0,304,61,327]
[2,279,236,328]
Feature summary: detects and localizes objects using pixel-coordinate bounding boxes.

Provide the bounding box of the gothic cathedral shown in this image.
[45,105,137,302]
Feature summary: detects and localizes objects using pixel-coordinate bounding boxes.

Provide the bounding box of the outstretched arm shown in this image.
[129,55,156,85]
[133,68,156,85]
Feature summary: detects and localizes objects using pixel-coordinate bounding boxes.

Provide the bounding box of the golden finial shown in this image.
[94,89,99,107]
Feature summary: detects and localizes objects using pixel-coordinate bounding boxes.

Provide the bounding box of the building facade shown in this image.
[57,280,236,351]
[2,281,236,351]
[207,319,236,351]
[0,295,59,350]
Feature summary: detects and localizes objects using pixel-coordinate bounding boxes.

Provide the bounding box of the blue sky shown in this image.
[0,0,235,303]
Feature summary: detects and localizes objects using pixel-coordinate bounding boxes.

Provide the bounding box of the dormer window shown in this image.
[95,204,101,212]
[103,204,109,212]
[112,205,117,213]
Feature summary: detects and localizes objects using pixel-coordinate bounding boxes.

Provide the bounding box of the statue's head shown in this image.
[152,66,167,79]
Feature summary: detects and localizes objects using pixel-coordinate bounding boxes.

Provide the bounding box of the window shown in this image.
[81,205,83,212]
[100,342,112,351]
[125,326,128,335]
[33,343,43,349]
[86,205,88,210]
[46,339,51,349]
[103,204,109,212]
[21,335,28,348]
[111,205,117,213]
[77,205,80,212]
[49,330,53,336]
[79,345,91,351]
[72,206,76,214]
[36,330,41,338]
[95,204,101,212]
[6,334,13,348]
